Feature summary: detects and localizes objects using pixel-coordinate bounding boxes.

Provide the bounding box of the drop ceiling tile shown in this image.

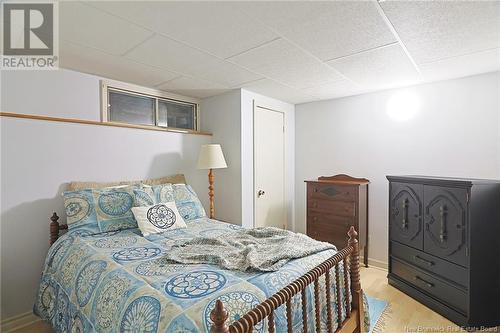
[124,33,257,86]
[158,76,227,90]
[163,88,230,99]
[236,1,396,61]
[420,48,500,82]
[60,2,153,56]
[380,1,500,64]
[125,34,217,73]
[157,76,229,99]
[303,79,365,101]
[241,79,316,104]
[87,1,278,59]
[229,39,343,90]
[59,41,179,87]
[190,59,263,88]
[327,44,421,90]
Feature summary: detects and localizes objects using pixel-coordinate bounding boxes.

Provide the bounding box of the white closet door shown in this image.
[254,105,286,229]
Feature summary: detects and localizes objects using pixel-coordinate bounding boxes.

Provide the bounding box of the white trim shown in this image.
[1,312,42,332]
[361,256,389,270]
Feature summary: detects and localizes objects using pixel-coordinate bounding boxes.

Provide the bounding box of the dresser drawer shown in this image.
[308,212,355,228]
[307,199,356,217]
[307,222,349,248]
[391,258,467,314]
[308,183,357,201]
[391,241,467,288]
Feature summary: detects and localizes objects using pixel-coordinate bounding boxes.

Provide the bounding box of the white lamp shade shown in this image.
[197,144,228,169]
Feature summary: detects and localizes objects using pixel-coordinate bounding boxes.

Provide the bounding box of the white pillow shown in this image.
[131,202,186,236]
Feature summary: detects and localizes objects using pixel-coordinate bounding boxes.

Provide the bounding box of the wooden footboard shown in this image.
[210,226,364,333]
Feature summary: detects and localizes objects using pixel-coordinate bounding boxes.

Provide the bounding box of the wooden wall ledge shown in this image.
[0,112,212,136]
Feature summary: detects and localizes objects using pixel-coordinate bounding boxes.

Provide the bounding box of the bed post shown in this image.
[49,212,60,245]
[348,226,365,333]
[210,300,229,333]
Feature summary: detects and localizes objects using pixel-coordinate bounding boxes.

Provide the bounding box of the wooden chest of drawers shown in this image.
[305,174,369,267]
[387,175,500,328]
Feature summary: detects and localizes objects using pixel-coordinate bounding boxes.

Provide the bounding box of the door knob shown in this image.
[257,190,265,197]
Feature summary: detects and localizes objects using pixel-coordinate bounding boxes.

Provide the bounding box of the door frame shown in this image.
[252,101,287,229]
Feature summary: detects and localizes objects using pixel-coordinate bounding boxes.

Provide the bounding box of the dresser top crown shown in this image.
[305,174,370,185]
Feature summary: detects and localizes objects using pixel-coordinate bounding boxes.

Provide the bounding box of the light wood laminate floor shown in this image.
[11,267,474,333]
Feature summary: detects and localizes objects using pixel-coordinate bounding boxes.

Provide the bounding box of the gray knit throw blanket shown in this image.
[163,227,336,272]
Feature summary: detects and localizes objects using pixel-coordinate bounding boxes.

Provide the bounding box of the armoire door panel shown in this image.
[423,186,468,267]
[390,182,424,249]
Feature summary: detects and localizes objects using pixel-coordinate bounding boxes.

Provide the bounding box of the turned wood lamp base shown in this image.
[197,144,227,220]
[208,168,215,219]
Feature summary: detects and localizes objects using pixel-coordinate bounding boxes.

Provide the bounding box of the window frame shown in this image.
[100,79,200,132]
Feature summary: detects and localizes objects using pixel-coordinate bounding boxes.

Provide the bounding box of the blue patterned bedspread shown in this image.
[34,218,368,332]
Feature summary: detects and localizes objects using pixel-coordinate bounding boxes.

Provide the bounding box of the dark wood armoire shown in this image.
[305,174,369,267]
[387,175,500,328]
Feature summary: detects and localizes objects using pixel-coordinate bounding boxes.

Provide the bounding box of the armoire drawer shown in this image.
[307,183,356,201]
[307,199,356,217]
[391,241,468,288]
[391,258,467,315]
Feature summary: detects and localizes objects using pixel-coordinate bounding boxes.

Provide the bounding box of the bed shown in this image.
[35,193,368,332]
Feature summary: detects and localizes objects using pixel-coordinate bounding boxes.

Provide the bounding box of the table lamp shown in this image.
[197,144,227,219]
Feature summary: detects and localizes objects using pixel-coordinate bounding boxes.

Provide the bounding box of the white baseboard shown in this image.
[360,256,388,270]
[1,312,41,332]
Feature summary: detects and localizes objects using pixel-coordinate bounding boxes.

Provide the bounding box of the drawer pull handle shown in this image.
[402,199,409,229]
[413,255,434,266]
[414,276,434,288]
[439,205,447,242]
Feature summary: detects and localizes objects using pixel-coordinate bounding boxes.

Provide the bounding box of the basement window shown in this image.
[101,81,199,131]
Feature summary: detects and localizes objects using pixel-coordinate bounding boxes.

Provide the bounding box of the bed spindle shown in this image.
[325,270,333,333]
[268,310,275,333]
[285,299,293,333]
[313,279,321,332]
[334,264,343,328]
[343,258,351,317]
[301,288,308,332]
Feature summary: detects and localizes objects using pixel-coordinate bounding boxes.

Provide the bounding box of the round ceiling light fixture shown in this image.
[386,91,420,122]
